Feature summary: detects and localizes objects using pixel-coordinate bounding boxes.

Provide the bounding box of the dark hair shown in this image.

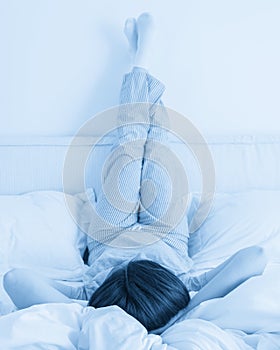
[88,259,190,331]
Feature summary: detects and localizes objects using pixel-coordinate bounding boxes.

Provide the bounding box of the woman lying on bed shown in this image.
[3,13,267,334]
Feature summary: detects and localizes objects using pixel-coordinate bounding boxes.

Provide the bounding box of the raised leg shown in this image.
[88,14,165,251]
[85,14,193,299]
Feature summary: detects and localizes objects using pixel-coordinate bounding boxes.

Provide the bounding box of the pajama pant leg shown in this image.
[138,95,190,258]
[88,67,166,250]
[87,68,192,285]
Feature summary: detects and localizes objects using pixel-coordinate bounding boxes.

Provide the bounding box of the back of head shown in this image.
[88,259,190,331]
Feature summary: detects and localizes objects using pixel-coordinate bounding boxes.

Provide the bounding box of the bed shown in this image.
[0,135,280,349]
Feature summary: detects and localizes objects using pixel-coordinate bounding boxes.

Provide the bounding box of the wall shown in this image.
[1,0,280,137]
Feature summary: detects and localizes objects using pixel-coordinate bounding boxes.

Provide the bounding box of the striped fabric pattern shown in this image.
[88,67,189,259]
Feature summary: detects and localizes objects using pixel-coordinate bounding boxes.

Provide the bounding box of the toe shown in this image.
[124,17,136,35]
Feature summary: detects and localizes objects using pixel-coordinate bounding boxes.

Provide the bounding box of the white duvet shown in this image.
[0,303,248,350]
[0,263,279,350]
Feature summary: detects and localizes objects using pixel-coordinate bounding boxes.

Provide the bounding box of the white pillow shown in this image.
[188,191,280,272]
[0,191,87,281]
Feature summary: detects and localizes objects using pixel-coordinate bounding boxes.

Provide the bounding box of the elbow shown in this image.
[3,269,18,294]
[254,246,268,274]
[3,268,25,305]
[239,245,268,276]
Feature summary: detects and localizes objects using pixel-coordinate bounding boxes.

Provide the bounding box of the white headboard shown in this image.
[1,135,280,195]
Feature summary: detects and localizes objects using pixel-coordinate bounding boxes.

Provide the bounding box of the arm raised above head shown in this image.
[3,268,74,310]
[186,245,268,312]
[152,245,267,335]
